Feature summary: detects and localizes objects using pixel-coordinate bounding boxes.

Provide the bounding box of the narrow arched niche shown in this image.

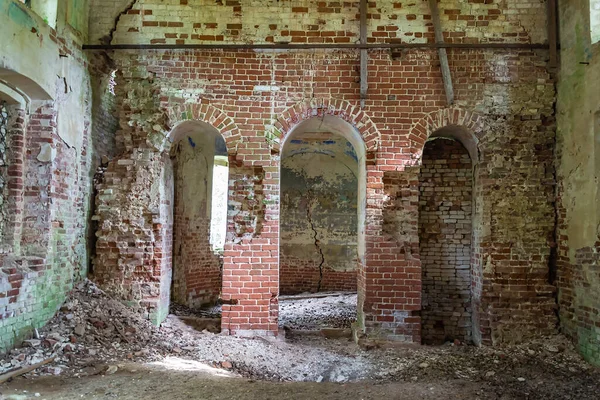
[168,120,229,310]
[419,134,474,345]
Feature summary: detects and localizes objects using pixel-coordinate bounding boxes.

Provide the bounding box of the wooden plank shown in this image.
[428,0,454,106]
[0,356,56,384]
[360,0,368,109]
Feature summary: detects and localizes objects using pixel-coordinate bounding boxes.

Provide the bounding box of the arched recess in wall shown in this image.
[411,109,484,345]
[0,70,50,257]
[167,120,230,311]
[278,115,367,326]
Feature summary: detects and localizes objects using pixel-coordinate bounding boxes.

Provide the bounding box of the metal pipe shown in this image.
[82,43,550,51]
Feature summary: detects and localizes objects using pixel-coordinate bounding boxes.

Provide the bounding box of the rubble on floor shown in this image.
[278,292,357,330]
[0,281,368,382]
[1,280,598,399]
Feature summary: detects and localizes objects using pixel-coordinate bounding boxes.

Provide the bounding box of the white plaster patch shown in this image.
[37,143,56,162]
[163,87,206,103]
[253,85,280,92]
[57,59,87,150]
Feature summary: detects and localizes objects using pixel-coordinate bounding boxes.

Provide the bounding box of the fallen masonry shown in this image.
[0,281,599,399]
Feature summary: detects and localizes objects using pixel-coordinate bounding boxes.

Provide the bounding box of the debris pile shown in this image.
[1,280,598,396]
[278,292,357,330]
[0,280,370,382]
[0,280,167,378]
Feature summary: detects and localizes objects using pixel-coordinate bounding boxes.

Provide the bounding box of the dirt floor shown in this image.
[2,349,598,400]
[1,283,599,399]
[0,364,506,400]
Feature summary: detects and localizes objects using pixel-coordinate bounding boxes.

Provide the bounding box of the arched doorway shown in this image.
[278,115,366,331]
[418,126,477,345]
[169,121,229,310]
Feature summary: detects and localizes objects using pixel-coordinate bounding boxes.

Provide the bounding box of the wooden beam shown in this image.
[428,0,454,106]
[360,0,368,109]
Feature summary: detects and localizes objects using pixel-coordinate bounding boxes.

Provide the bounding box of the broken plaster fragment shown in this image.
[37,143,56,162]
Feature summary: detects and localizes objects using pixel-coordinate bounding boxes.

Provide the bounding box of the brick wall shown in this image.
[89,0,558,342]
[0,103,11,254]
[0,0,95,351]
[98,0,548,46]
[419,138,472,345]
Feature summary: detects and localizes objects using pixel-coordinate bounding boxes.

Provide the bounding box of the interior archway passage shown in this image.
[279,117,364,295]
[280,131,360,294]
[169,121,229,309]
[419,137,473,345]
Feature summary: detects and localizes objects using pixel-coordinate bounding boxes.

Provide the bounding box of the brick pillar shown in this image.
[221,163,279,336]
[359,168,421,342]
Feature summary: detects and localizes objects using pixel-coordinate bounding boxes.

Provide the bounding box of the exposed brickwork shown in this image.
[419,138,472,345]
[102,0,548,46]
[89,1,558,342]
[279,258,357,294]
[0,103,10,254]
[0,0,95,351]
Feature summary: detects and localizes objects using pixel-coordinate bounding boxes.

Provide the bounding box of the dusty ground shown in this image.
[0,364,501,400]
[1,283,598,399]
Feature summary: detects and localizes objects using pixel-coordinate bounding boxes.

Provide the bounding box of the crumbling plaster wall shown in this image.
[89,0,558,342]
[556,0,600,366]
[0,0,94,350]
[280,137,358,294]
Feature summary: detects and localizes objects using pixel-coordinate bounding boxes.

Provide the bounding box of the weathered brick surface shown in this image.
[94,0,548,46]
[419,138,472,345]
[89,0,558,342]
[0,0,103,351]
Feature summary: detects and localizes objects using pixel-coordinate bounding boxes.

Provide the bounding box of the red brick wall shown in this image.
[90,1,558,342]
[279,256,357,294]
[419,138,472,345]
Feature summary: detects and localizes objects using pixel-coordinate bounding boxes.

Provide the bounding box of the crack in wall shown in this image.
[102,0,138,45]
[305,191,325,292]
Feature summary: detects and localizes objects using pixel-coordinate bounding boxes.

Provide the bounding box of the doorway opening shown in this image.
[169,121,229,328]
[278,116,366,336]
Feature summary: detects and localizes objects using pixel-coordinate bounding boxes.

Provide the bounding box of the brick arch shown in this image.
[409,108,485,164]
[271,99,381,152]
[165,102,242,153]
